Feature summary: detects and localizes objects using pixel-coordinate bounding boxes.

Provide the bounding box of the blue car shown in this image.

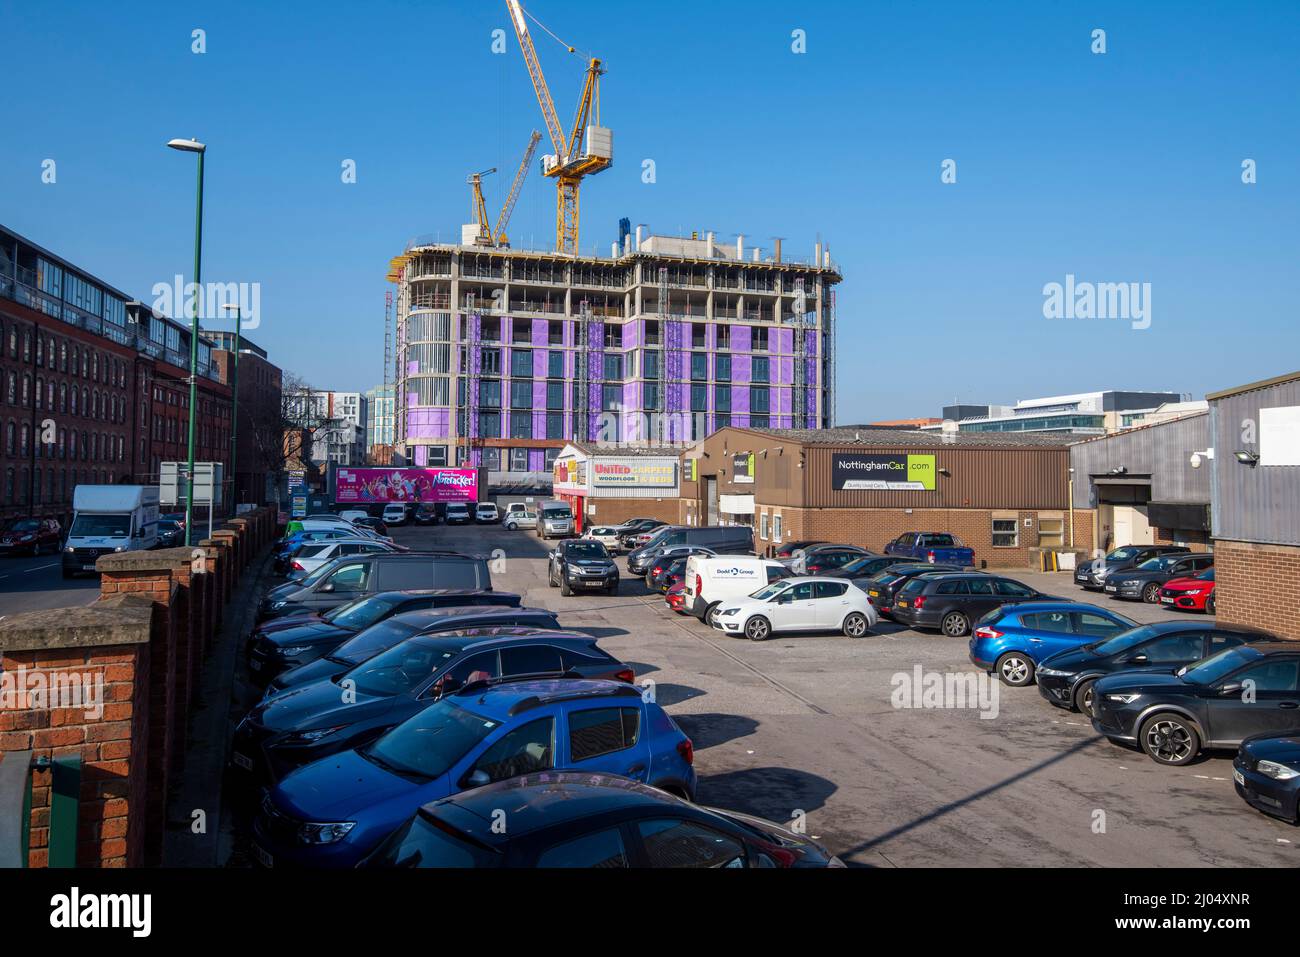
[968,602,1138,687]
[251,678,697,868]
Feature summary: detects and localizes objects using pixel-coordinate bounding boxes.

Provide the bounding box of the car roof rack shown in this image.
[505,679,642,716]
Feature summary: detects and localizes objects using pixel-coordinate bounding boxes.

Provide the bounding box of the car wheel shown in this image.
[1139,713,1201,766]
[1206,594,1216,615]
[547,565,558,588]
[941,612,970,638]
[744,616,771,642]
[842,612,869,638]
[505,522,517,531]
[1072,678,1098,717]
[560,577,572,597]
[705,602,721,627]
[995,652,1035,687]
[607,582,619,596]
[1142,582,1161,604]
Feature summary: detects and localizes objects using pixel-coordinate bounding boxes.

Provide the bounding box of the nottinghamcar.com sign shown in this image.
[831,453,936,491]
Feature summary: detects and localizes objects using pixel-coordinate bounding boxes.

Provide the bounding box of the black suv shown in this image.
[891,572,1052,637]
[1075,544,1190,590]
[245,588,523,686]
[549,539,619,596]
[1037,621,1275,717]
[258,551,492,621]
[1091,640,1296,765]
[413,503,440,526]
[230,629,630,784]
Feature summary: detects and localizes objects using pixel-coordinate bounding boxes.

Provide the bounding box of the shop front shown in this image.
[551,443,685,534]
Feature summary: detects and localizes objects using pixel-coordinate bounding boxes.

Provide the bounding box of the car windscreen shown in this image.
[565,542,609,560]
[541,506,572,519]
[70,514,131,537]
[365,813,499,868]
[1178,646,1260,685]
[1089,624,1167,656]
[1104,547,1141,562]
[749,581,791,601]
[324,594,401,630]
[343,636,461,697]
[7,519,40,532]
[362,700,500,781]
[1197,567,1215,581]
[333,618,431,665]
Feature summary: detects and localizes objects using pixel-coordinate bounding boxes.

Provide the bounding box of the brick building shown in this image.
[1207,371,1300,640]
[550,442,686,532]
[210,332,283,506]
[680,426,1082,567]
[0,224,232,528]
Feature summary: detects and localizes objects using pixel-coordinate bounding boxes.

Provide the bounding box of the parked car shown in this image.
[825,555,911,587]
[156,519,183,548]
[264,606,559,696]
[642,545,716,587]
[665,580,687,614]
[883,532,975,567]
[250,678,689,868]
[338,509,371,524]
[412,504,439,526]
[362,772,843,869]
[968,602,1139,686]
[1091,641,1300,765]
[504,510,537,531]
[353,516,389,536]
[771,540,828,560]
[382,504,409,526]
[284,538,405,580]
[891,572,1054,637]
[713,576,877,641]
[0,517,62,556]
[475,503,499,524]
[1036,621,1276,716]
[859,563,969,618]
[1159,567,1217,614]
[536,501,575,540]
[548,539,619,596]
[258,551,492,621]
[583,525,623,552]
[649,557,690,594]
[273,527,372,573]
[1074,544,1191,590]
[1234,732,1300,824]
[683,555,792,624]
[792,545,873,576]
[445,503,472,526]
[1102,552,1215,603]
[233,632,627,791]
[244,588,523,686]
[627,525,753,577]
[614,518,667,549]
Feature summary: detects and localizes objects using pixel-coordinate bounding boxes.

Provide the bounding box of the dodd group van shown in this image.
[683,555,792,624]
[62,486,161,578]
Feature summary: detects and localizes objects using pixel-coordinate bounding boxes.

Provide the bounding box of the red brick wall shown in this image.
[1213,539,1300,640]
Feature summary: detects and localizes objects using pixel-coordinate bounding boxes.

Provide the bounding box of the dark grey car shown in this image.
[1103,552,1214,603]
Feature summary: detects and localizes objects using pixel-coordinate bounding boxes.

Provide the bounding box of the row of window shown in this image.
[3,372,128,424]
[4,421,126,464]
[1,320,127,386]
[3,466,122,507]
[467,347,789,382]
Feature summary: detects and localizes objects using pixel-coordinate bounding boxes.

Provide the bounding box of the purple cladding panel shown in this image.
[776,386,791,414]
[533,348,548,378]
[733,354,752,383]
[407,361,418,375]
[414,446,428,466]
[533,319,549,346]
[528,449,546,471]
[777,356,793,385]
[533,410,546,437]
[732,384,751,414]
[622,321,639,350]
[777,328,794,354]
[732,325,752,353]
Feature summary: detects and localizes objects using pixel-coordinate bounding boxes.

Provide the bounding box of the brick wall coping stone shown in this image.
[96,547,196,573]
[0,594,153,652]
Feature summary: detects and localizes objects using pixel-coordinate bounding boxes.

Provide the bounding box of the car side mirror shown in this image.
[320,582,335,593]
[1126,653,1149,665]
[1218,682,1242,696]
[464,768,490,789]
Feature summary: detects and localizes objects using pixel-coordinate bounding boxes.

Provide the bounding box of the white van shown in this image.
[62,485,160,578]
[683,555,792,624]
[382,503,408,526]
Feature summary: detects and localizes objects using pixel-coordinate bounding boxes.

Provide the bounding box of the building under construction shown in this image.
[386,230,841,471]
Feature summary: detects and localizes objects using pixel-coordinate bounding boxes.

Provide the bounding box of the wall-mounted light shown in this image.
[1234,450,1260,467]
[1106,466,1128,476]
[937,468,951,477]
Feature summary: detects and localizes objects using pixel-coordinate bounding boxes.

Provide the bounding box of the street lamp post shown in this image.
[167,137,206,547]
[221,304,242,510]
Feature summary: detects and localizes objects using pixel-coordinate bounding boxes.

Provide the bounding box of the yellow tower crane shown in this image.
[505,0,612,255]
[467,167,497,246]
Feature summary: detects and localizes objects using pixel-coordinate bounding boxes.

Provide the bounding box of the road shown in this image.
[0,550,99,617]
[367,521,1296,868]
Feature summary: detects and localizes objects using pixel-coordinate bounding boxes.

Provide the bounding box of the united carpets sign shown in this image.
[831,453,936,491]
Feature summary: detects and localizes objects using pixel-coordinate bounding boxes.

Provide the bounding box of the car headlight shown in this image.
[297,821,356,845]
[284,725,349,744]
[1105,693,1141,704]
[114,546,125,552]
[1036,666,1071,677]
[1256,760,1300,781]
[1122,580,1139,586]
[1183,589,1203,595]
[720,607,739,617]
[64,546,74,553]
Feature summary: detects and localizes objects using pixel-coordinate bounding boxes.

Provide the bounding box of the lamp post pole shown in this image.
[222,304,242,510]
[168,138,206,547]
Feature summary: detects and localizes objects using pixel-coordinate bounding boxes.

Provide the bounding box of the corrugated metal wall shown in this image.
[1069,414,1211,509]
[1212,379,1300,544]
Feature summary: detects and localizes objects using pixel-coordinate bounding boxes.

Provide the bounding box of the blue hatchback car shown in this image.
[968,602,1138,687]
[251,678,697,868]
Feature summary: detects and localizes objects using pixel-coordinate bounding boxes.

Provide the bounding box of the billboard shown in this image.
[334,467,478,504]
[591,460,677,488]
[831,453,936,491]
[732,453,755,484]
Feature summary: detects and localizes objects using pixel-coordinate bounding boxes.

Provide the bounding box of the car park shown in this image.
[859,562,969,617]
[244,589,524,686]
[284,538,406,579]
[891,572,1054,637]
[234,632,627,791]
[683,555,792,624]
[548,539,619,596]
[445,503,472,525]
[1035,621,1276,717]
[1233,732,1300,824]
[1091,642,1300,766]
[250,678,688,868]
[788,544,872,576]
[713,576,877,641]
[583,525,623,552]
[0,517,62,556]
[381,504,409,526]
[264,606,560,695]
[825,555,911,587]
[504,510,537,530]
[968,602,1138,686]
[626,525,752,577]
[1102,552,1214,603]
[362,772,843,869]
[1159,567,1217,614]
[475,502,499,524]
[1074,544,1191,590]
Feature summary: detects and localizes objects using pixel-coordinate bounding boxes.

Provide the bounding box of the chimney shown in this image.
[624,234,632,255]
[815,242,822,266]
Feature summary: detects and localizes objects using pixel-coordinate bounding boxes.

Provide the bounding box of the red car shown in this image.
[1158,567,1216,614]
[0,517,62,556]
[665,580,687,614]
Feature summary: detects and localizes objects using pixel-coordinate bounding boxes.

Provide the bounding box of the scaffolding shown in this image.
[462,293,482,465]
[574,300,603,442]
[792,277,814,429]
[827,289,837,428]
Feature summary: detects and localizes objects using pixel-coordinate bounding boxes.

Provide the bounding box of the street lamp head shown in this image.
[221,304,241,315]
[167,138,206,153]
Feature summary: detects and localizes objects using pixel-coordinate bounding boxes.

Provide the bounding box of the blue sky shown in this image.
[1,0,1296,421]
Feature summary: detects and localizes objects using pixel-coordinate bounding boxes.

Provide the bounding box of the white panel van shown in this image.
[683,555,792,624]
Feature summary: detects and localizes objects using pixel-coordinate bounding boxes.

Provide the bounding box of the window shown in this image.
[325,562,370,593]
[760,513,769,540]
[509,412,532,438]
[1141,633,1206,663]
[752,356,770,383]
[545,380,564,410]
[992,518,1019,548]
[511,349,533,377]
[751,387,770,414]
[636,819,746,868]
[602,384,621,412]
[642,350,659,379]
[690,384,707,413]
[509,448,530,472]
[752,327,769,351]
[773,514,782,542]
[1037,516,1064,548]
[546,413,564,440]
[935,580,970,595]
[510,380,533,409]
[690,353,707,382]
[813,580,847,599]
[470,717,554,783]
[994,579,1035,598]
[1231,660,1299,694]
[1074,612,1125,638]
[715,354,731,382]
[568,707,640,761]
[536,829,628,868]
[548,350,565,378]
[603,354,623,380]
[1024,611,1073,633]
